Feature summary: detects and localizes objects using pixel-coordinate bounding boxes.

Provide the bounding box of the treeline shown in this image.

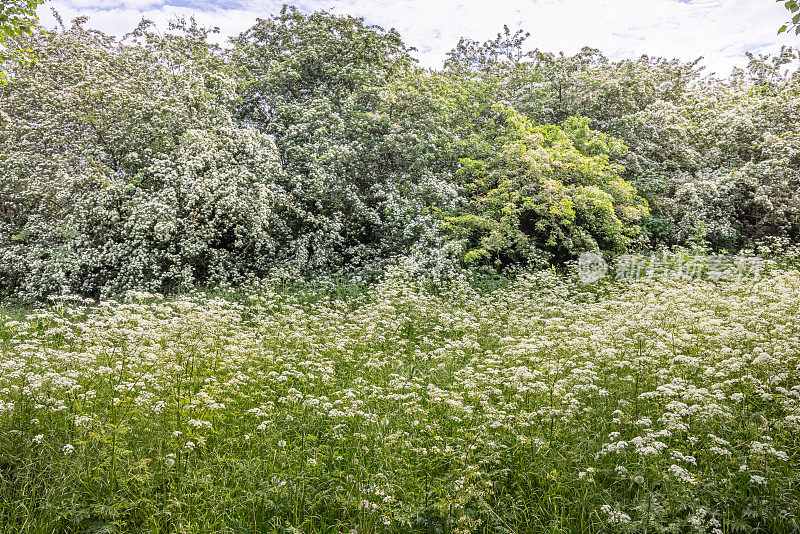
[1,7,798,299]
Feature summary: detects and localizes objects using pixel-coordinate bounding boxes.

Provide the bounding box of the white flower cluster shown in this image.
[1,264,799,530]
[668,464,698,486]
[600,504,631,524]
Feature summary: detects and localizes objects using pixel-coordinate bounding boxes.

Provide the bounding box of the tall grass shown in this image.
[1,265,799,532]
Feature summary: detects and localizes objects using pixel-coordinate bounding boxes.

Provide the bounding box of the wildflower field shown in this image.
[1,266,799,533]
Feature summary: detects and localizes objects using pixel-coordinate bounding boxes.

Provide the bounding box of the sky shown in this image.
[36,0,797,76]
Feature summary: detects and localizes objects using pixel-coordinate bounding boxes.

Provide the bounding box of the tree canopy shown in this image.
[1,9,798,299]
[0,0,43,83]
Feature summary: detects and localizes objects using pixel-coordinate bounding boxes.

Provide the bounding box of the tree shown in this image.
[230,7,459,277]
[445,106,648,267]
[0,18,286,298]
[444,25,533,73]
[0,0,43,83]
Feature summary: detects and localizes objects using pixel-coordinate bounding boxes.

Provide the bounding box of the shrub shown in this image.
[0,19,284,298]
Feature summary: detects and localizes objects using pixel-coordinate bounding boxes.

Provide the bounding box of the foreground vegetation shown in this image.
[1,264,799,532]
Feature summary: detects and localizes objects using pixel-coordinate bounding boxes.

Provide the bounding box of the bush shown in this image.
[0,19,284,299]
[445,109,648,267]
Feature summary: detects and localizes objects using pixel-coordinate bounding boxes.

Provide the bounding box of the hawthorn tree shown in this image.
[231,6,461,277]
[0,18,286,298]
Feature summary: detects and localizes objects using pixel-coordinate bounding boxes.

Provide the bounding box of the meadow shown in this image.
[1,262,799,533]
[3,3,800,532]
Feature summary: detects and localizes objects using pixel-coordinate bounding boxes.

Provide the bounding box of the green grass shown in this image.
[1,266,799,533]
[0,302,34,322]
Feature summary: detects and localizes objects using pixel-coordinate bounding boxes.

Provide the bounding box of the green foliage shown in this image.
[619,50,800,250]
[448,30,800,254]
[1,8,798,300]
[778,0,800,35]
[230,7,459,278]
[0,0,43,84]
[0,19,284,299]
[446,107,648,267]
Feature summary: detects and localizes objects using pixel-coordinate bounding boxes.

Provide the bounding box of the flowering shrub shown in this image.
[621,77,800,251]
[231,7,465,279]
[0,20,287,299]
[458,35,800,253]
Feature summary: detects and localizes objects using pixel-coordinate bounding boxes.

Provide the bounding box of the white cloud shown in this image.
[37,0,796,75]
